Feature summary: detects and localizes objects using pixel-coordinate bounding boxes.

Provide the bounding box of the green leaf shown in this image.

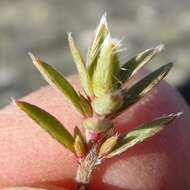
[16,100,75,152]
[107,113,182,158]
[88,13,109,77]
[92,36,120,97]
[68,33,93,97]
[122,62,173,107]
[29,53,85,116]
[118,44,164,85]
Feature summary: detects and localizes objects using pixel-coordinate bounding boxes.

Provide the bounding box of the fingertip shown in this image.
[0,73,189,190]
[91,80,190,190]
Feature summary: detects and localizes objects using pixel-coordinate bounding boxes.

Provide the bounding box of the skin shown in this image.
[0,74,190,190]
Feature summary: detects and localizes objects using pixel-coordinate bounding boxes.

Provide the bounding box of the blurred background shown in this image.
[0,0,190,108]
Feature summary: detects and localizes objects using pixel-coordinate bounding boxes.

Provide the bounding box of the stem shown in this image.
[75,145,98,190]
[76,183,89,190]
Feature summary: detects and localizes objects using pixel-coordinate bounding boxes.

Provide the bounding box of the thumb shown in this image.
[0,74,189,190]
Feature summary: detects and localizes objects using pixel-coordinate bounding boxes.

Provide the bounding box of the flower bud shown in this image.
[82,117,113,133]
[98,135,118,157]
[92,93,123,116]
[74,135,87,158]
[92,35,120,97]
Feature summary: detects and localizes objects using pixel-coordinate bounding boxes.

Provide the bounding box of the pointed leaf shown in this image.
[68,33,93,97]
[88,13,109,77]
[92,36,120,97]
[16,101,74,152]
[119,44,164,85]
[107,113,182,158]
[29,53,85,116]
[122,62,173,107]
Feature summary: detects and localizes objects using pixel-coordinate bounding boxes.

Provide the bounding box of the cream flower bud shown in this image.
[92,35,120,97]
[82,117,113,133]
[92,93,124,116]
[74,135,87,158]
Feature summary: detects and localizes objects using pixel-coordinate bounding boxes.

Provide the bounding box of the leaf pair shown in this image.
[122,62,173,106]
[68,14,109,98]
[69,15,166,101]
[88,17,165,97]
[105,112,182,158]
[15,100,182,158]
[108,62,173,118]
